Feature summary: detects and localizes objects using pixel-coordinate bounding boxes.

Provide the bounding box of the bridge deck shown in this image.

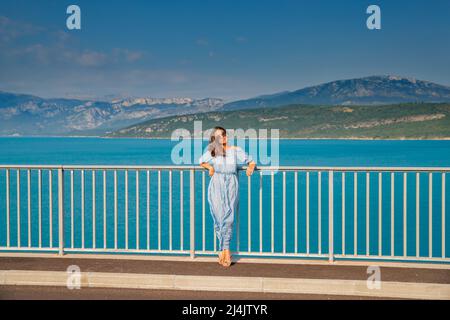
[1,255,449,299]
[0,256,449,284]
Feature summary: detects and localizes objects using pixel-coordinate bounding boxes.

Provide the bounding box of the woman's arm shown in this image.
[199,150,214,176]
[200,162,215,176]
[234,146,255,176]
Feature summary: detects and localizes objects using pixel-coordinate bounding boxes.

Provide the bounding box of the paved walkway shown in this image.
[0,285,388,300]
[1,256,449,299]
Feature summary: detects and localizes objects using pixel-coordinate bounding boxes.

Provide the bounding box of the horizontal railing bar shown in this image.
[63,249,190,255]
[1,249,449,264]
[0,248,188,254]
[0,165,448,172]
[0,246,448,262]
[0,165,65,169]
[0,247,58,252]
[1,247,449,263]
[61,248,329,258]
[241,166,448,172]
[197,251,329,258]
[197,251,450,262]
[333,255,450,263]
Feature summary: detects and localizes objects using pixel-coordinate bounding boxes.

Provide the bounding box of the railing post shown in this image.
[190,169,195,259]
[329,170,334,263]
[58,167,64,256]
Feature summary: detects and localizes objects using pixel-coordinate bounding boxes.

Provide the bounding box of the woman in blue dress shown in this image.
[199,126,256,267]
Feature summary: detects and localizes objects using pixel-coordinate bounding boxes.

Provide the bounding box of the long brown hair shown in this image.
[208,126,226,157]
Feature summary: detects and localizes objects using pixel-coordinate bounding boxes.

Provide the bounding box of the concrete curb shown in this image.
[1,270,449,299]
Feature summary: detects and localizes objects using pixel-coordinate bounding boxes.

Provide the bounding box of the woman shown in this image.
[198,126,256,267]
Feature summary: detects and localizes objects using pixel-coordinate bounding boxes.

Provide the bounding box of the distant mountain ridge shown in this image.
[221,75,450,110]
[0,91,224,136]
[2,75,450,136]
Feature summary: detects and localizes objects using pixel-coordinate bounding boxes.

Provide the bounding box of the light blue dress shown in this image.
[198,146,253,250]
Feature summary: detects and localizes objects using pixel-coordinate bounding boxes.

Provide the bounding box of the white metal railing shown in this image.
[0,165,448,264]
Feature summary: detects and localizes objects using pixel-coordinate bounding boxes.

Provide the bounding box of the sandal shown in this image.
[218,251,225,266]
[223,251,232,267]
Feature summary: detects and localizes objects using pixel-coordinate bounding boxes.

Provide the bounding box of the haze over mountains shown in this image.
[1,75,450,136]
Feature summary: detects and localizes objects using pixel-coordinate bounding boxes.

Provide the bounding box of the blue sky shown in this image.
[0,0,449,100]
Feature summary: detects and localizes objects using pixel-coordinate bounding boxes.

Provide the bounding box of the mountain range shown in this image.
[0,92,223,136]
[1,75,450,136]
[108,102,450,139]
[221,75,450,111]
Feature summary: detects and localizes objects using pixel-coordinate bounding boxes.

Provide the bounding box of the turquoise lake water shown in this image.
[0,137,449,260]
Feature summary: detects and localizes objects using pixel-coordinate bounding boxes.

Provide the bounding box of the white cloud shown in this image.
[196,38,209,46]
[235,36,248,43]
[0,16,145,68]
[111,48,145,63]
[0,15,45,43]
[76,50,108,67]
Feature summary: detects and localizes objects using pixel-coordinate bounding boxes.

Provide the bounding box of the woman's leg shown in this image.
[208,175,238,266]
[208,176,228,266]
[221,208,234,251]
[222,175,239,266]
[221,207,235,266]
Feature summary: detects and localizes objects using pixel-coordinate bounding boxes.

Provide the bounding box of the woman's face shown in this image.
[214,129,227,145]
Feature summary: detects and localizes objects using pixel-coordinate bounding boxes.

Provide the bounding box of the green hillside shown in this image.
[105,103,450,139]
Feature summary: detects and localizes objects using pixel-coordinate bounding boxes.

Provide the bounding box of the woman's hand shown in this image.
[200,162,214,176]
[246,162,256,176]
